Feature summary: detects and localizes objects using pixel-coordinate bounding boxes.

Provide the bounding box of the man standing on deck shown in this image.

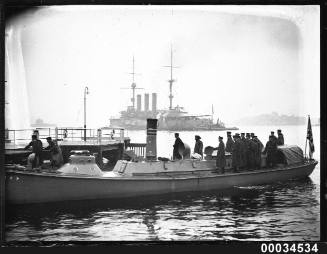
[232,134,241,172]
[245,133,254,169]
[193,135,203,158]
[173,133,184,160]
[216,136,226,174]
[239,133,247,169]
[262,135,278,168]
[253,135,263,169]
[270,131,278,146]
[225,131,234,153]
[24,134,43,168]
[277,129,284,145]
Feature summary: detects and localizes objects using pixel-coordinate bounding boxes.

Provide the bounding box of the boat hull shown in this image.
[5,161,317,205]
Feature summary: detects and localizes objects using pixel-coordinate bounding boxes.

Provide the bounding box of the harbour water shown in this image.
[5,125,320,241]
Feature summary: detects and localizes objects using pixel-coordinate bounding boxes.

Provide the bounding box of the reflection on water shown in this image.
[5,178,320,241]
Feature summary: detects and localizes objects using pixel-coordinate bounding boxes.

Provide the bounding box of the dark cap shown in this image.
[227,131,231,135]
[219,136,223,139]
[46,137,52,141]
[195,135,201,139]
[241,133,245,135]
[254,135,257,138]
[251,133,254,136]
[175,133,179,136]
[246,133,250,137]
[277,129,281,132]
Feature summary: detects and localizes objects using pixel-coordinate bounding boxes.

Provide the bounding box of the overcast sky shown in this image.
[5,5,320,129]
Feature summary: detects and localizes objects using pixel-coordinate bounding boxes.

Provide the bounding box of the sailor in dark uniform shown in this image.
[253,135,263,169]
[24,134,43,168]
[246,133,256,169]
[173,133,184,160]
[270,131,278,146]
[232,133,241,172]
[277,129,284,145]
[216,136,226,174]
[262,135,278,168]
[239,133,247,169]
[194,135,203,157]
[225,131,234,153]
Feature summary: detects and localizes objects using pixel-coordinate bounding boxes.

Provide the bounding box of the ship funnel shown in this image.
[144,93,149,111]
[152,93,157,112]
[146,118,158,160]
[137,94,141,111]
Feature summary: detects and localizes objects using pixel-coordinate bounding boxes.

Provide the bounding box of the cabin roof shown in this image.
[277,145,304,165]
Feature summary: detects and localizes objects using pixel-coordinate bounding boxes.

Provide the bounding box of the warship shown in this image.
[110,50,238,131]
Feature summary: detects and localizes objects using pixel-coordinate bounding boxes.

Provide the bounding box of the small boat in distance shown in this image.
[5,119,317,205]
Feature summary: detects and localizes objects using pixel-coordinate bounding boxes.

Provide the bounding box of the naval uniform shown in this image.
[225,137,234,153]
[173,137,184,160]
[216,140,226,172]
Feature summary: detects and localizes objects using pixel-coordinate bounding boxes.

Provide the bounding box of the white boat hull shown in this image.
[5,160,317,205]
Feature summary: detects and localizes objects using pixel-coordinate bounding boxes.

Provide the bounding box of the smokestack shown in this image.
[144,93,149,111]
[146,118,158,160]
[137,94,141,111]
[152,93,157,112]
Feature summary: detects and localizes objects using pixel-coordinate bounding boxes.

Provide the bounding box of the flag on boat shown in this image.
[306,115,315,158]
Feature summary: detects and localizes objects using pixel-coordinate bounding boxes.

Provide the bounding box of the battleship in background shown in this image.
[110,50,239,131]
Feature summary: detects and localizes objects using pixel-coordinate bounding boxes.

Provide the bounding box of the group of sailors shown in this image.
[24,130,63,169]
[173,129,285,174]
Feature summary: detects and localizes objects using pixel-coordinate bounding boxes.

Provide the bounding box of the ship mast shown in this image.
[164,45,178,110]
[130,56,137,109]
[122,56,143,110]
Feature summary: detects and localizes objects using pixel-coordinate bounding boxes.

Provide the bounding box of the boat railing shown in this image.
[5,127,126,146]
[126,143,147,158]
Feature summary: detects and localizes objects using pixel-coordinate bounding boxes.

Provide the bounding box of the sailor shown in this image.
[239,133,247,169]
[225,131,234,153]
[270,131,278,146]
[253,135,263,169]
[277,129,284,146]
[232,134,241,172]
[246,133,256,169]
[45,137,63,168]
[173,133,184,160]
[262,135,278,168]
[193,135,203,158]
[24,134,43,168]
[216,136,226,174]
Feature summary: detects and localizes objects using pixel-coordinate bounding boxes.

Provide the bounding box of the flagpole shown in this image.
[304,115,309,159]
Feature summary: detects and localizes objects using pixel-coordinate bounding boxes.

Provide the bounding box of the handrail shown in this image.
[5,127,127,145]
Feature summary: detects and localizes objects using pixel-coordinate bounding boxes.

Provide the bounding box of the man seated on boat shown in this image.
[262,135,278,168]
[216,136,226,174]
[173,133,184,160]
[192,135,203,159]
[45,137,64,168]
[24,134,43,169]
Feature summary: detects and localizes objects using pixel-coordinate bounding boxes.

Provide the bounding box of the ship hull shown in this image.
[6,161,317,205]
